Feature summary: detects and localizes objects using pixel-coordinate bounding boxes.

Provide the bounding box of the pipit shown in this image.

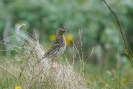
[37,28,66,64]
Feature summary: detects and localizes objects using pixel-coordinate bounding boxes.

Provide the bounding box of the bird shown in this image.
[36,28,66,64]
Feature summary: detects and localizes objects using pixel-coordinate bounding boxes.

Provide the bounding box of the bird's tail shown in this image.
[35,56,45,65]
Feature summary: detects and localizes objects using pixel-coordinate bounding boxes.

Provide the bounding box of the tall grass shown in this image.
[0,25,89,89]
[0,24,133,89]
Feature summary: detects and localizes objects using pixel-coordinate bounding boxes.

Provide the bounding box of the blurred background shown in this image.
[0,0,133,87]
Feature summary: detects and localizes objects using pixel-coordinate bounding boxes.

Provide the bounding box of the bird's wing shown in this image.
[36,44,60,64]
[43,43,60,56]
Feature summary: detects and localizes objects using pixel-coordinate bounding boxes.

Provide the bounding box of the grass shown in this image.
[0,25,133,89]
[0,28,88,89]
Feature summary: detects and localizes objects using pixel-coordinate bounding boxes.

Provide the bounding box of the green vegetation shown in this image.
[0,0,133,89]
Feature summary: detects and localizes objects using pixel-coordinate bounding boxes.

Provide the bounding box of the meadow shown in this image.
[0,25,133,89]
[1,0,133,89]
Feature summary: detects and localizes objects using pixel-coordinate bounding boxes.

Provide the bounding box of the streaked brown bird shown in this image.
[37,28,66,64]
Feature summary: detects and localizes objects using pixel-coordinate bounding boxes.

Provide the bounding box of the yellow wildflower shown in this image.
[49,34,56,41]
[15,86,21,89]
[105,84,109,87]
[65,34,74,46]
[124,49,129,56]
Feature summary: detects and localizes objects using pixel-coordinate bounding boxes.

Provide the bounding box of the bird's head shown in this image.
[56,28,66,37]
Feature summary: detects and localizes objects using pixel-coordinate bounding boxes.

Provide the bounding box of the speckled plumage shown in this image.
[37,28,66,63]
